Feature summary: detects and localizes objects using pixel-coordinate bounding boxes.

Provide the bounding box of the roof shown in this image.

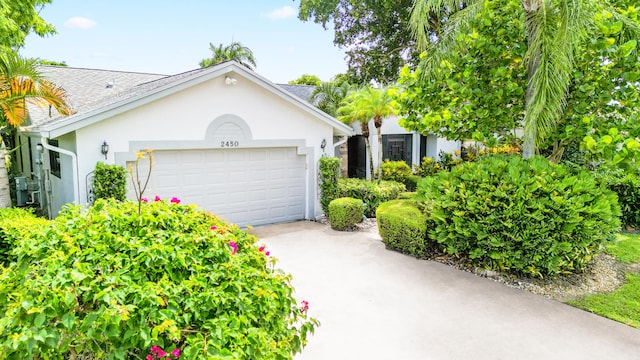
[277,84,316,103]
[23,62,352,137]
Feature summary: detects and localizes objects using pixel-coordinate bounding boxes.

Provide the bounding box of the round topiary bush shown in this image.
[0,199,317,359]
[376,199,428,257]
[328,197,364,231]
[418,155,621,277]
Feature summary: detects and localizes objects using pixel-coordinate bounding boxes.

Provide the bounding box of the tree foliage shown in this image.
[288,74,321,86]
[298,0,419,85]
[310,81,351,117]
[396,0,640,169]
[199,41,257,70]
[0,0,55,51]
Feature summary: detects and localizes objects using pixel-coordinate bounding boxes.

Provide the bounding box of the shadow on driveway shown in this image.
[251,221,640,360]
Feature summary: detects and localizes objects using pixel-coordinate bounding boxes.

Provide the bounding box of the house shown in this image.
[347,118,460,179]
[15,61,353,226]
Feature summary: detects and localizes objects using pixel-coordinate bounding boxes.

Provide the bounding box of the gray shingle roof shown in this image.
[24,65,322,131]
[27,66,167,127]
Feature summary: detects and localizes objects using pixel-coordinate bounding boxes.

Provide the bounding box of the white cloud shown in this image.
[64,17,97,29]
[264,6,296,20]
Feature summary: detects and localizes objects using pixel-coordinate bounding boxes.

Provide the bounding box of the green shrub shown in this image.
[377,160,422,191]
[93,162,127,201]
[398,192,417,200]
[377,200,428,257]
[328,197,364,231]
[319,156,341,214]
[0,207,50,266]
[603,174,640,229]
[419,154,621,277]
[413,157,442,177]
[337,178,405,217]
[0,199,317,359]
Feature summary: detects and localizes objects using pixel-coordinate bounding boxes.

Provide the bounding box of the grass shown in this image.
[568,274,640,329]
[568,232,640,329]
[606,233,640,264]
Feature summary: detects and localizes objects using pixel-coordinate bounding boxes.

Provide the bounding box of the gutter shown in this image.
[41,137,80,204]
[333,136,349,153]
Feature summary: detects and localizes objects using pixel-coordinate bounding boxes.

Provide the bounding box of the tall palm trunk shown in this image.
[0,142,11,208]
[522,0,542,159]
[374,115,383,181]
[361,121,374,180]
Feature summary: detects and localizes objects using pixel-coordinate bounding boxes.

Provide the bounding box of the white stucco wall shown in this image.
[68,73,336,219]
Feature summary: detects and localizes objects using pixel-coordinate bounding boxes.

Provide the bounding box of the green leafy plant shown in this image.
[93,162,127,201]
[419,154,621,277]
[377,160,421,191]
[0,207,49,266]
[318,156,341,214]
[328,197,364,231]
[603,174,640,229]
[376,199,428,257]
[337,178,405,217]
[413,157,442,177]
[0,199,318,359]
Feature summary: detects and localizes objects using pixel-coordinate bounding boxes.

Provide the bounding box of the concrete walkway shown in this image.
[250,221,640,360]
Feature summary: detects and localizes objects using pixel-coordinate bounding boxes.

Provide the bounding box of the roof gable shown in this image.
[23,62,352,137]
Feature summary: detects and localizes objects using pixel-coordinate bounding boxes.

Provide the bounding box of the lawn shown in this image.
[569,232,640,329]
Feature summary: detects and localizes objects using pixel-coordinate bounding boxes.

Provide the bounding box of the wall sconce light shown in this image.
[320,139,327,151]
[36,143,44,153]
[225,76,237,86]
[100,140,109,159]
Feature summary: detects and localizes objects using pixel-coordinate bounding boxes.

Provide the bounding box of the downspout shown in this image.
[333,136,348,155]
[41,137,80,204]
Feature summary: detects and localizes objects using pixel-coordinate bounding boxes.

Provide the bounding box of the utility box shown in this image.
[14,175,28,206]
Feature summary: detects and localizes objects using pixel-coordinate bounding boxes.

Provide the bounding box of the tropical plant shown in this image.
[310,81,351,117]
[0,52,72,207]
[408,0,640,159]
[288,74,321,86]
[93,162,127,202]
[0,0,56,52]
[199,41,257,70]
[339,87,397,181]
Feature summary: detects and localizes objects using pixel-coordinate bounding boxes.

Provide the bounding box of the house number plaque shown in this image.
[220,141,240,148]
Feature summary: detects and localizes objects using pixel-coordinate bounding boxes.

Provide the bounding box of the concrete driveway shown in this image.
[250,221,640,360]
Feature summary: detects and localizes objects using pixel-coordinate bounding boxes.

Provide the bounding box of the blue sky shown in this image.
[20,1,347,83]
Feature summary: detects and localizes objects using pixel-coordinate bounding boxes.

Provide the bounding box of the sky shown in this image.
[20,0,348,84]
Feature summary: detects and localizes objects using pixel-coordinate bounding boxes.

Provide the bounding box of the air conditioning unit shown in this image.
[14,175,28,207]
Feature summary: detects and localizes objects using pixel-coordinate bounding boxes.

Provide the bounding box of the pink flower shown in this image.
[259,245,265,252]
[141,198,148,203]
[146,356,153,360]
[265,251,270,256]
[154,195,161,202]
[150,346,161,354]
[210,226,217,231]
[170,197,181,204]
[229,241,238,255]
[300,300,309,313]
[171,348,180,358]
[150,345,166,357]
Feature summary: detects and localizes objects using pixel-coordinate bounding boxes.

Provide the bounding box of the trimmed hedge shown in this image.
[419,155,621,277]
[93,162,127,201]
[328,197,364,231]
[604,174,640,229]
[0,207,50,266]
[318,156,341,214]
[378,160,422,191]
[376,200,428,257]
[337,178,405,217]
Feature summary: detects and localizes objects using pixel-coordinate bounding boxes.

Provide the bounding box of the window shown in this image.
[49,140,61,178]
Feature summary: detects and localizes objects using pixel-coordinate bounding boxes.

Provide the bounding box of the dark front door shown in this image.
[348,135,366,178]
[383,134,412,165]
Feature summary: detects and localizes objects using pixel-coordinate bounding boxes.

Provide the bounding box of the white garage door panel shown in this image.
[149,147,306,227]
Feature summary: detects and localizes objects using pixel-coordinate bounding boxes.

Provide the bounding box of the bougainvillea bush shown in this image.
[0,199,317,359]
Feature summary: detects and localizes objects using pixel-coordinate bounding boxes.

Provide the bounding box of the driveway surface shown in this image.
[250,221,640,360]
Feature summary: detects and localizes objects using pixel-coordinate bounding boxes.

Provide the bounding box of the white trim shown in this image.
[41,137,79,204]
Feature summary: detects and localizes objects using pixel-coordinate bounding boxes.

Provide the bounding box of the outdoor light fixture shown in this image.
[225,76,237,86]
[36,143,44,153]
[320,139,327,151]
[101,140,109,159]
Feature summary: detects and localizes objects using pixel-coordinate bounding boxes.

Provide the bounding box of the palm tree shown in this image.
[410,0,639,159]
[339,87,397,181]
[338,90,374,180]
[199,41,257,70]
[310,81,351,117]
[0,52,72,207]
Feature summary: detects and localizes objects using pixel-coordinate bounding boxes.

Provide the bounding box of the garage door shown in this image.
[148,147,306,227]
